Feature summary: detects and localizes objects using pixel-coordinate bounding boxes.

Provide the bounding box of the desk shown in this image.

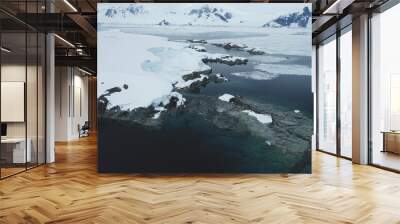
[1,138,31,163]
[382,131,400,154]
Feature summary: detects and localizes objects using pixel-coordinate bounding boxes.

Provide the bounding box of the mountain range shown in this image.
[187,5,233,24]
[262,7,311,28]
[100,4,310,28]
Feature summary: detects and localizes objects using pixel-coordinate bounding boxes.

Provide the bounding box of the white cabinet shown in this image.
[1,138,32,163]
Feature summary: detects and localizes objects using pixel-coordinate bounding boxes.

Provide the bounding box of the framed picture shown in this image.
[97,3,313,173]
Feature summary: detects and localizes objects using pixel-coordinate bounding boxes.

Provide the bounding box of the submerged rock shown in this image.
[209,73,228,83]
[100,91,312,154]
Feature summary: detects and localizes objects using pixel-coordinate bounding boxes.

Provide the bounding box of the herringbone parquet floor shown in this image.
[1,135,400,224]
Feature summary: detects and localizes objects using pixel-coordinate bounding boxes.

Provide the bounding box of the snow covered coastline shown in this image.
[98,26,310,119]
[98,29,249,113]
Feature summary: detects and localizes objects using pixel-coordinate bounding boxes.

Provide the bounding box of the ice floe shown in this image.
[218,94,235,102]
[231,71,277,80]
[215,73,229,82]
[242,110,273,124]
[152,106,167,119]
[255,63,310,76]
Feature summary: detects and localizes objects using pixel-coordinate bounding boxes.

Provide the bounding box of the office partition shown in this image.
[0,1,47,179]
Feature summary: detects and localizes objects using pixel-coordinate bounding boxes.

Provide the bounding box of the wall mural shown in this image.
[97,3,313,173]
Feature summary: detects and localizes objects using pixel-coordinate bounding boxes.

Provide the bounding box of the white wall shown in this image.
[55,67,89,141]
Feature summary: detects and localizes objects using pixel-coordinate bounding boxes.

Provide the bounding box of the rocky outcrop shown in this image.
[212,42,266,55]
[212,42,247,50]
[202,55,248,66]
[209,73,228,83]
[246,48,265,55]
[187,39,207,44]
[189,45,206,52]
[157,19,170,26]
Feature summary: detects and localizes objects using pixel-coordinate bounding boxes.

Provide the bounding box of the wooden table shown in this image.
[1,138,31,164]
[382,131,400,154]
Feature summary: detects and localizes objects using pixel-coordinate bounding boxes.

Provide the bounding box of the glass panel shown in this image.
[312,45,317,151]
[340,29,352,158]
[1,31,27,177]
[371,4,400,171]
[26,0,39,169]
[38,32,45,165]
[318,36,337,154]
[0,1,46,179]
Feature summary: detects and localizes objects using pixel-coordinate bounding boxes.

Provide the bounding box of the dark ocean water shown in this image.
[202,68,313,117]
[99,115,311,173]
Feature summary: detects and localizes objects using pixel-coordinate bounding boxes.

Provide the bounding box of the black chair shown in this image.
[79,121,90,138]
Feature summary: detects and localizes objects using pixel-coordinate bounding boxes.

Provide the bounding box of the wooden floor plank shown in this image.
[0,135,400,223]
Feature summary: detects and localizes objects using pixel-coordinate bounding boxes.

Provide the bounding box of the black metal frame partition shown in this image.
[315,23,353,161]
[0,0,47,180]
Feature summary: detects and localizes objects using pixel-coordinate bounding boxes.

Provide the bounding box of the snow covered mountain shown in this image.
[263,7,311,28]
[98,3,311,28]
[186,5,233,25]
[100,4,236,26]
[104,5,148,18]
